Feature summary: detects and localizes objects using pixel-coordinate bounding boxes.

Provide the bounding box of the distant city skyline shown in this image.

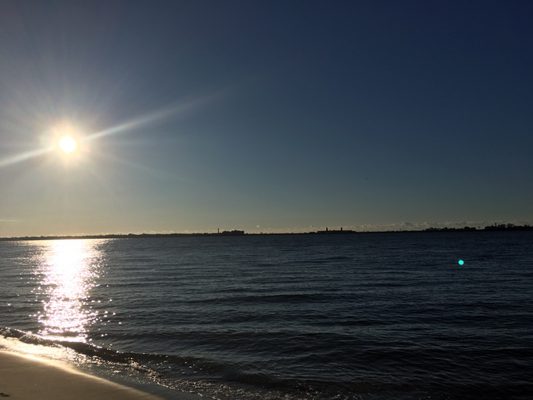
[0,1,532,237]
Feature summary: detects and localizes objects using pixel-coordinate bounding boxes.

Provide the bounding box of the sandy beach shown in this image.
[0,350,162,400]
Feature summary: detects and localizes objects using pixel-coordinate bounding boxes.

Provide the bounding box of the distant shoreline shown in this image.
[1,224,531,241]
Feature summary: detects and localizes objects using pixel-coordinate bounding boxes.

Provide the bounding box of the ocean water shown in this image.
[0,232,532,399]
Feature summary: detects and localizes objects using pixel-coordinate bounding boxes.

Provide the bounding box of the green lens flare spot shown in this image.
[458,259,465,266]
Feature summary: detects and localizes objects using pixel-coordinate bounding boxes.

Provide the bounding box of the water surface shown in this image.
[1,232,532,399]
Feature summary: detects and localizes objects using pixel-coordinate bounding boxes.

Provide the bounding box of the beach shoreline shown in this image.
[0,350,164,400]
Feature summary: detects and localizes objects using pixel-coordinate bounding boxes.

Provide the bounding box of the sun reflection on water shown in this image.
[34,239,104,342]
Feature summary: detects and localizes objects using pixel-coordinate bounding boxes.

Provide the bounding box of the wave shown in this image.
[0,327,131,363]
[0,326,219,371]
[0,326,300,386]
[0,326,393,399]
[2,326,533,400]
[187,292,333,304]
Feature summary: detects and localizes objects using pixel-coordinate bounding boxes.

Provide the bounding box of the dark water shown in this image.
[0,232,532,399]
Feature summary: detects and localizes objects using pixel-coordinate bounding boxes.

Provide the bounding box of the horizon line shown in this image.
[1,223,532,241]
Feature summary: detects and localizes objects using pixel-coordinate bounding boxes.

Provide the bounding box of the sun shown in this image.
[58,135,78,154]
[50,122,82,156]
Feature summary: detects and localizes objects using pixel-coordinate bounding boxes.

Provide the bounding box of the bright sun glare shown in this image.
[58,135,77,154]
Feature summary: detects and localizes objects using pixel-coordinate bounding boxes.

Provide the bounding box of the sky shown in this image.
[0,0,532,236]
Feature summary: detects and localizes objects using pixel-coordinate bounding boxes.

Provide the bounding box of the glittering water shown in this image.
[33,240,103,341]
[1,232,532,399]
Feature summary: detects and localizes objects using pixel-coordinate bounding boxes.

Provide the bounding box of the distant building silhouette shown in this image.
[219,229,245,236]
[314,227,356,234]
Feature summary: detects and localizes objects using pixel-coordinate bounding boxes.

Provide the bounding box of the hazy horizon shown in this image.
[1,1,532,237]
[1,219,531,238]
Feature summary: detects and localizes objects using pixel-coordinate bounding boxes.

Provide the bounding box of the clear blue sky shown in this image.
[0,0,532,236]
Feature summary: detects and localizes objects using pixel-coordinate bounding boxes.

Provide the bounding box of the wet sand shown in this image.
[0,350,163,400]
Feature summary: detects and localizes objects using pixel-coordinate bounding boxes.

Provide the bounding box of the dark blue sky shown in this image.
[0,1,531,235]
